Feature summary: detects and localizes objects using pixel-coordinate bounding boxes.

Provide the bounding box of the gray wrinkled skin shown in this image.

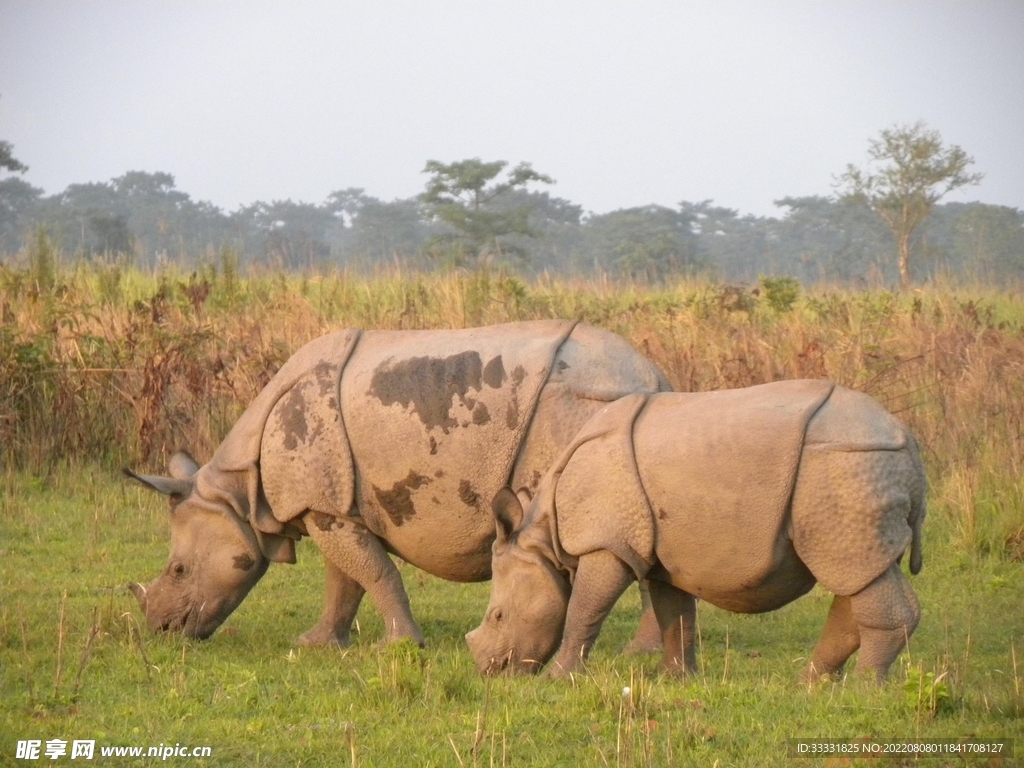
[466,382,926,682]
[126,321,670,646]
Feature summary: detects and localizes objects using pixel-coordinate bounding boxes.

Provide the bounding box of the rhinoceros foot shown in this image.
[622,607,661,654]
[295,624,350,648]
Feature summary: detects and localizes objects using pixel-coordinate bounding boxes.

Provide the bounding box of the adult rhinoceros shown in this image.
[126,320,670,647]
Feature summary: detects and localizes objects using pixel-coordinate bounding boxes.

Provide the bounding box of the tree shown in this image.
[773,196,891,283]
[1,140,28,175]
[420,158,554,265]
[837,122,983,289]
[585,205,699,280]
[0,178,43,252]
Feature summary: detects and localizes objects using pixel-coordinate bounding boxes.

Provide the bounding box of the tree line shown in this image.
[2,125,1021,285]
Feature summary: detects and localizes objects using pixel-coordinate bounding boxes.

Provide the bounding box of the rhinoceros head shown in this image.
[465,488,570,675]
[125,451,271,639]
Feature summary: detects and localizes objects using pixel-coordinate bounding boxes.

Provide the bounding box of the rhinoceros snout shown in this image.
[464,629,492,673]
[466,629,517,675]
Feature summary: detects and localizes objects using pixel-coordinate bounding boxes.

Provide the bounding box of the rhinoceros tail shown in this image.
[909,490,925,576]
[907,434,926,576]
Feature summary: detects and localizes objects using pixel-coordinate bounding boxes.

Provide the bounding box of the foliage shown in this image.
[904,667,952,716]
[757,275,801,313]
[420,158,554,266]
[585,205,700,280]
[0,139,28,174]
[837,122,984,289]
[0,157,1019,284]
[2,265,1023,764]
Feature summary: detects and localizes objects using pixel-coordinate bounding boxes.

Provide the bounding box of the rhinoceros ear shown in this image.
[123,468,193,500]
[492,487,524,544]
[168,450,200,480]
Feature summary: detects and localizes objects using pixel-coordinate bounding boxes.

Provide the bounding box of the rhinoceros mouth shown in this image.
[160,606,193,633]
[481,649,544,676]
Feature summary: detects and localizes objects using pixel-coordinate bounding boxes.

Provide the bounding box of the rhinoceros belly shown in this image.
[354,476,497,581]
[661,551,816,613]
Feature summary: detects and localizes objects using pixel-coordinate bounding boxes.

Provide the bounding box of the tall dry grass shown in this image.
[2,256,1022,558]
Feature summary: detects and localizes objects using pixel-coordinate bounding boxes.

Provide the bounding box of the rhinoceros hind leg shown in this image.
[306,514,425,647]
[648,579,697,676]
[802,594,860,682]
[850,563,920,681]
[295,558,366,647]
[622,581,664,654]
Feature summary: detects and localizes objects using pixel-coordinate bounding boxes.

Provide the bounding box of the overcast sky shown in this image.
[2,1,1022,218]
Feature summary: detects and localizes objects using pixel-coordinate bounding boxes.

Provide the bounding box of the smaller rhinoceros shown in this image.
[466,380,926,681]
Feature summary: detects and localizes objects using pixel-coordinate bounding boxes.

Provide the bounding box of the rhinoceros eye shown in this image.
[170,562,188,579]
[491,608,504,623]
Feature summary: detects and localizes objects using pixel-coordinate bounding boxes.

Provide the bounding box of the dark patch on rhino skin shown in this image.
[458,479,481,507]
[233,552,256,571]
[313,360,337,397]
[369,351,485,434]
[373,471,431,526]
[531,470,542,489]
[313,512,343,532]
[434,469,445,478]
[279,383,310,451]
[429,436,438,455]
[556,360,569,372]
[658,508,669,521]
[472,402,490,425]
[505,364,527,429]
[483,355,506,388]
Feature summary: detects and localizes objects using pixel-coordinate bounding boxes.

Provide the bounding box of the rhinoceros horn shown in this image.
[127,581,148,612]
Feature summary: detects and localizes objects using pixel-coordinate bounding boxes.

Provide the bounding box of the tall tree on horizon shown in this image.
[420,158,554,265]
[837,122,983,289]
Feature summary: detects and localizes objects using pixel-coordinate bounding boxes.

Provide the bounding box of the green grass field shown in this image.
[2,264,1023,765]
[1,466,1020,767]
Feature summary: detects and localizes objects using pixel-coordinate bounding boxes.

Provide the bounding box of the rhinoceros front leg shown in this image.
[647,579,697,675]
[305,513,425,647]
[548,550,635,677]
[623,581,663,654]
[295,557,366,647]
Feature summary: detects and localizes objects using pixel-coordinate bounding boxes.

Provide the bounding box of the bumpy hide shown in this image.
[339,321,576,578]
[542,381,835,588]
[792,385,923,596]
[248,321,584,580]
[196,330,363,561]
[260,333,363,523]
[538,393,656,579]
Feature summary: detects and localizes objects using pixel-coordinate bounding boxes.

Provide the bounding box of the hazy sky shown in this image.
[2,1,1022,218]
